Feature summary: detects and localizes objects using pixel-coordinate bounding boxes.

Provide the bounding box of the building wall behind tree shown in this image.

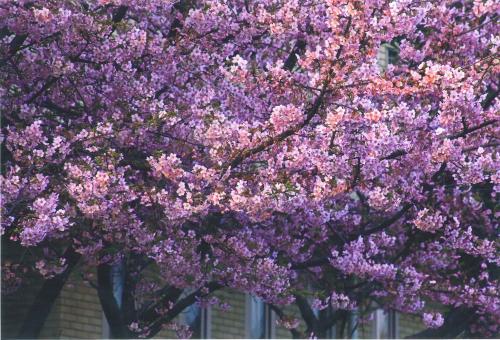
[211,290,246,338]
[3,271,426,339]
[34,267,103,339]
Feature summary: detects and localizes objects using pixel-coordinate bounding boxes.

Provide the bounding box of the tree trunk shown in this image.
[97,263,132,339]
[17,246,81,338]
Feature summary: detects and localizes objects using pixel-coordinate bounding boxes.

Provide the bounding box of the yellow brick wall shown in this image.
[35,267,104,339]
[398,314,425,338]
[211,290,246,338]
[58,273,104,339]
[275,303,306,338]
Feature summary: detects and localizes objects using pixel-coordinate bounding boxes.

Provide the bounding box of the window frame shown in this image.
[179,291,212,339]
[245,294,275,339]
[372,309,399,339]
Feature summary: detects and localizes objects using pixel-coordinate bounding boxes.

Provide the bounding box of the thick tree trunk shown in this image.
[97,263,132,339]
[17,246,81,339]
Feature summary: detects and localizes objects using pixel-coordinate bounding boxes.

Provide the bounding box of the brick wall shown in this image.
[37,267,104,339]
[398,314,425,338]
[274,303,306,338]
[211,290,246,338]
[57,271,104,339]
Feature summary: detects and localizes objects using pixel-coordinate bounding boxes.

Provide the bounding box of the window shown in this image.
[102,261,125,339]
[245,294,275,338]
[377,42,400,72]
[348,309,359,339]
[372,309,398,339]
[179,291,211,339]
[181,303,211,339]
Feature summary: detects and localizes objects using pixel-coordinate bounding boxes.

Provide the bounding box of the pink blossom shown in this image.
[422,312,444,328]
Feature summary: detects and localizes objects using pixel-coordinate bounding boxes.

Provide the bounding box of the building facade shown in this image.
[2,267,426,339]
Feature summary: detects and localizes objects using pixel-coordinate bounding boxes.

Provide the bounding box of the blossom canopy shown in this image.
[1,0,499,337]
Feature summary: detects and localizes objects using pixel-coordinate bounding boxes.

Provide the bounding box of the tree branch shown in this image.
[147,281,223,338]
[223,89,326,172]
[294,294,318,335]
[268,304,302,338]
[447,119,497,140]
[406,307,477,339]
[283,39,306,71]
[291,203,412,269]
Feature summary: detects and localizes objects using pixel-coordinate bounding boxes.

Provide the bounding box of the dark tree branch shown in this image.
[223,89,326,172]
[447,119,497,140]
[147,281,223,338]
[381,149,407,160]
[381,119,498,161]
[138,286,183,323]
[406,307,477,339]
[9,33,27,53]
[112,6,128,23]
[268,304,302,338]
[319,308,343,333]
[26,76,59,104]
[291,203,412,270]
[359,203,412,236]
[294,294,318,335]
[481,85,498,109]
[40,100,82,118]
[283,39,306,71]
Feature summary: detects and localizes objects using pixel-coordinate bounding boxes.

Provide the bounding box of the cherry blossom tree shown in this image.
[1,0,498,338]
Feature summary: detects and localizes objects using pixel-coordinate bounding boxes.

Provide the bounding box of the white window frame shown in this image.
[372,309,399,339]
[102,312,110,339]
[377,42,400,72]
[179,300,212,339]
[245,294,276,339]
[349,309,359,339]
